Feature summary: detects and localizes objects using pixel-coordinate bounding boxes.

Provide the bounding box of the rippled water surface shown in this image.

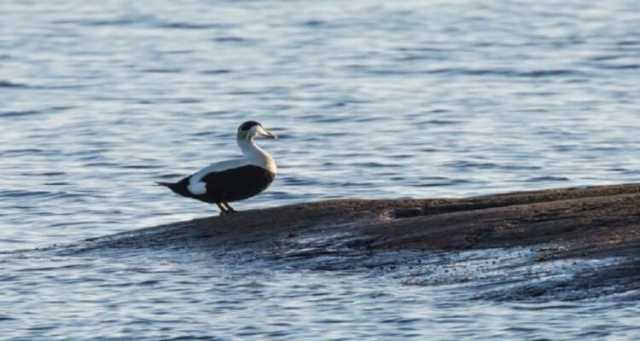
[1,0,640,339]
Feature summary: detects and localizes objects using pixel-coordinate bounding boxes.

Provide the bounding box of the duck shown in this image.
[158,121,277,215]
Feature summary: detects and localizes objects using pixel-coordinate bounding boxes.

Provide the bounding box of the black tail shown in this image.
[156,180,191,197]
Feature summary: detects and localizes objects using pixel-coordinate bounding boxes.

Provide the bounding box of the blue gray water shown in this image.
[1,0,640,339]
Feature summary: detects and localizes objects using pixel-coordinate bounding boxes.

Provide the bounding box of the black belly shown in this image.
[173,165,275,203]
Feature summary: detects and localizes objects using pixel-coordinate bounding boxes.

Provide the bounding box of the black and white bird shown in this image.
[158,121,277,215]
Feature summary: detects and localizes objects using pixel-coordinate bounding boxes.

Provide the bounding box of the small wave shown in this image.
[0,148,47,156]
[27,171,66,177]
[322,101,349,108]
[44,182,70,186]
[16,263,90,272]
[0,190,55,198]
[445,160,498,170]
[176,98,202,104]
[353,161,399,168]
[588,146,620,152]
[616,40,639,47]
[57,18,140,27]
[519,69,580,77]
[83,161,119,167]
[76,16,173,28]
[524,176,570,182]
[63,16,228,31]
[301,19,327,27]
[445,161,543,171]
[300,115,349,123]
[417,178,471,187]
[389,154,414,160]
[353,115,385,123]
[321,132,349,138]
[0,110,41,118]
[417,182,454,188]
[214,36,249,43]
[423,119,461,126]
[0,80,29,89]
[320,98,372,109]
[588,54,621,62]
[0,238,27,245]
[160,22,226,30]
[201,69,231,75]
[499,164,543,171]
[49,105,75,112]
[0,189,86,200]
[120,164,160,170]
[157,173,186,179]
[427,67,584,78]
[282,177,318,186]
[596,64,640,70]
[141,68,182,74]
[226,90,263,96]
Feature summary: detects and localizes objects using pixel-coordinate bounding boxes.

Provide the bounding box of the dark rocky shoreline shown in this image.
[67,183,640,300]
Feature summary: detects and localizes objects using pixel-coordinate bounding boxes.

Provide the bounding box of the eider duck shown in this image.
[158,121,277,215]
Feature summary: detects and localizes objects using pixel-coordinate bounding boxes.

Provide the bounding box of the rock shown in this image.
[64,183,640,300]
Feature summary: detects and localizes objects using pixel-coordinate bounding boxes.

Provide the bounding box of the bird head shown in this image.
[237,121,277,141]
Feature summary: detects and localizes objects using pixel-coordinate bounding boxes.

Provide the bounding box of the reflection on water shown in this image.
[1,0,639,339]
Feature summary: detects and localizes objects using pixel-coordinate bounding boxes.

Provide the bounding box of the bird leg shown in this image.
[215,202,228,216]
[222,202,236,214]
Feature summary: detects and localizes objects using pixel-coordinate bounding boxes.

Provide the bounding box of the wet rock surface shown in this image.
[63,183,640,301]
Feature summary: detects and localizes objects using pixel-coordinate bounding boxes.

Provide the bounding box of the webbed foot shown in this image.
[222,202,236,214]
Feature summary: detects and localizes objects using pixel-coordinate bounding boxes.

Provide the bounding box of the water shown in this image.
[1,0,639,339]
